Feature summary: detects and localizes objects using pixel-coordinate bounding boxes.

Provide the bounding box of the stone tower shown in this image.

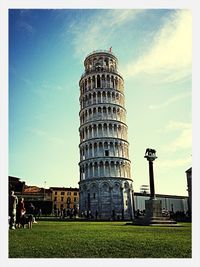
[79,49,134,220]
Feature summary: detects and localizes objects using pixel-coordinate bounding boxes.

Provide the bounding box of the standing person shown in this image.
[16,198,26,228]
[37,208,42,220]
[9,191,18,229]
[27,202,35,229]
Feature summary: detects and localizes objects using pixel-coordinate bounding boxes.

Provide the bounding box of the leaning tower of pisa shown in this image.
[79,49,134,220]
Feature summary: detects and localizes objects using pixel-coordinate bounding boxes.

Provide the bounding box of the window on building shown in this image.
[105,150,109,156]
[54,197,57,201]
[93,193,96,199]
[74,192,77,196]
[55,192,57,195]
[61,192,65,195]
[74,197,77,202]
[67,192,71,196]
[61,197,64,202]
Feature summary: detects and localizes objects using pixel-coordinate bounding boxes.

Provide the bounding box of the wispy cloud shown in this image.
[124,10,192,83]
[12,9,36,35]
[162,120,192,152]
[18,21,35,34]
[158,156,191,169]
[28,128,64,146]
[23,79,65,98]
[39,81,64,92]
[149,91,191,110]
[166,120,191,131]
[68,9,142,58]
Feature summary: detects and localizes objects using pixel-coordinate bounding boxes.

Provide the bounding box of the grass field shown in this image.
[9,221,191,258]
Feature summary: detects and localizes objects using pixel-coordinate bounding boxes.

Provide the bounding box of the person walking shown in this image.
[16,198,26,228]
[27,202,35,229]
[9,191,18,230]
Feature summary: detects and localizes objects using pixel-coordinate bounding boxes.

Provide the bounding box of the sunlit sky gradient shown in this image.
[9,9,192,196]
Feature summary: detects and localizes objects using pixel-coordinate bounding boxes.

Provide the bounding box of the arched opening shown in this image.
[93,124,97,137]
[98,124,103,137]
[97,91,101,103]
[92,76,95,89]
[110,142,114,156]
[85,127,88,139]
[111,76,114,88]
[102,91,106,102]
[105,161,109,176]
[85,145,88,159]
[109,123,113,136]
[97,75,101,88]
[102,75,105,88]
[99,142,103,156]
[89,143,93,157]
[85,163,88,179]
[89,162,93,177]
[89,125,92,138]
[99,161,104,177]
[107,75,110,88]
[93,92,96,104]
[116,161,120,177]
[108,107,111,119]
[107,91,111,100]
[94,162,98,177]
[103,123,107,137]
[94,143,97,157]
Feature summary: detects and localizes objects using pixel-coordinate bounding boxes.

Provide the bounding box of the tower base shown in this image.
[79,178,134,221]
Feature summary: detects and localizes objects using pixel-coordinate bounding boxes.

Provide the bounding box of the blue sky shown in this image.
[9,9,192,195]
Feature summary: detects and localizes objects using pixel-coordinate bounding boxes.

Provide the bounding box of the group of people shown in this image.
[53,207,78,219]
[9,190,36,230]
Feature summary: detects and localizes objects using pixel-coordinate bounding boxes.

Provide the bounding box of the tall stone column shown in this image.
[133,148,177,225]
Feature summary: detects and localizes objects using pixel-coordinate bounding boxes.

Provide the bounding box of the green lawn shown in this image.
[9,221,191,258]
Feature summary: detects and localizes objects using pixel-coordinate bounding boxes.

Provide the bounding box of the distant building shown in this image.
[23,185,52,201]
[9,176,25,194]
[134,192,188,213]
[9,175,188,218]
[186,167,192,216]
[9,176,53,214]
[20,185,53,215]
[9,176,80,214]
[50,187,79,211]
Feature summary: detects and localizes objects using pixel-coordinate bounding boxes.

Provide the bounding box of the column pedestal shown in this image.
[133,198,177,226]
[145,198,162,219]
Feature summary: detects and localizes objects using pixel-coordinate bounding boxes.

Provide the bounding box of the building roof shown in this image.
[9,176,20,182]
[23,186,52,194]
[24,186,41,193]
[49,187,79,191]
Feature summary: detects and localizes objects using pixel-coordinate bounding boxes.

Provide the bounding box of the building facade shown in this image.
[22,186,53,215]
[9,177,53,214]
[134,192,188,213]
[50,187,79,211]
[78,50,134,220]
